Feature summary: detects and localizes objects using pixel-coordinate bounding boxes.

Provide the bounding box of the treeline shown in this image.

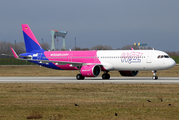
[0,42,178,58]
[75,44,179,57]
[0,41,50,58]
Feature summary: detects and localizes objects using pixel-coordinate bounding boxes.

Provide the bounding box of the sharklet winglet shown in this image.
[10,47,19,59]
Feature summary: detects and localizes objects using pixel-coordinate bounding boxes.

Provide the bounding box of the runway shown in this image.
[0,77,179,84]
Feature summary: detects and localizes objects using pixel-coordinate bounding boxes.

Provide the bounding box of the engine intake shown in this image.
[119,70,139,76]
[80,65,101,77]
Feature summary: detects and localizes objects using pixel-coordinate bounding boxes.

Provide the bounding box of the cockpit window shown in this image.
[164,55,169,58]
[157,55,170,58]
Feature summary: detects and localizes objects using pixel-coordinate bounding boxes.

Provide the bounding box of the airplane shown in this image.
[11,24,176,80]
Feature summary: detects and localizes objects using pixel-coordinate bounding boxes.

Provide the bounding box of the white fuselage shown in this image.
[97,50,176,71]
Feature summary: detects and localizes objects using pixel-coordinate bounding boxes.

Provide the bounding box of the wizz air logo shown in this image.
[121,52,143,64]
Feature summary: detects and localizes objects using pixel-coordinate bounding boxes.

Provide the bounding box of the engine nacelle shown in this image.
[119,70,139,76]
[80,65,101,77]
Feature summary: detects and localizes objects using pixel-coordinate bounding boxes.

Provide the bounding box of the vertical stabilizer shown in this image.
[22,24,44,53]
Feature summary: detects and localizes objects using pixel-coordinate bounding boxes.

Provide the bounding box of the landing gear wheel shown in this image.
[152,76,158,80]
[76,74,85,80]
[102,73,110,79]
[152,70,158,80]
[102,74,106,79]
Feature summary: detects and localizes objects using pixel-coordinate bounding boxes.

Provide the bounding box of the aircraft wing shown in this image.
[10,47,99,67]
[18,57,98,67]
[32,59,83,67]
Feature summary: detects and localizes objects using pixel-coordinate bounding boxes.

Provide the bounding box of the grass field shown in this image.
[0,66,179,120]
[0,84,179,120]
[0,58,35,65]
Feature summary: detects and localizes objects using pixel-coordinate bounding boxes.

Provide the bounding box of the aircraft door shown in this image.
[146,52,153,63]
[38,53,42,60]
[94,56,99,62]
[68,54,73,62]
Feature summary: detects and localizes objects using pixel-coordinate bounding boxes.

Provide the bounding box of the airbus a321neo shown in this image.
[11,24,176,80]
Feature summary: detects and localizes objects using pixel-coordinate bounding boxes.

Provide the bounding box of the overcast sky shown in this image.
[0,0,179,51]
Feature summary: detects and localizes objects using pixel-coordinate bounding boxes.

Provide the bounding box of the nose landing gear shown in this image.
[152,70,158,80]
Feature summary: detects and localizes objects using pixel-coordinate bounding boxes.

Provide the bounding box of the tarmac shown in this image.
[0,77,179,84]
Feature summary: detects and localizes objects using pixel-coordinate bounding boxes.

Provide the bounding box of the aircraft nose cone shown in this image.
[171,59,176,67]
[168,58,176,68]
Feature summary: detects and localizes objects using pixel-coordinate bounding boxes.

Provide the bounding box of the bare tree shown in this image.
[82,48,90,50]
[74,47,83,50]
[115,48,121,50]
[0,41,13,54]
[121,44,134,50]
[121,44,153,50]
[0,41,26,58]
[40,42,50,51]
[0,41,14,58]
[15,42,26,54]
[91,45,113,50]
[166,51,179,57]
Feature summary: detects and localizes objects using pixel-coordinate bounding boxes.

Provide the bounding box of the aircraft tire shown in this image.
[76,74,85,80]
[152,76,158,80]
[102,74,110,79]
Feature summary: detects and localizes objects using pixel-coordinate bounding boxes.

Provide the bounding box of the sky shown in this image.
[0,0,179,51]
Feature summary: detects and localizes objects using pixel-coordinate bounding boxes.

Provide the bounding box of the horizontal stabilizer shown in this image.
[1,54,14,57]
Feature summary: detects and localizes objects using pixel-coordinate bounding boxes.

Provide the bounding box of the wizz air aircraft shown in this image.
[11,24,176,80]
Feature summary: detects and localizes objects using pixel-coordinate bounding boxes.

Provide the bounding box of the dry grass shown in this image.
[0,84,179,120]
[0,65,178,77]
[0,66,179,119]
[26,111,43,119]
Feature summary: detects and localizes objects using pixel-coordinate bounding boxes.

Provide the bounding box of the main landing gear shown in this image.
[76,71,110,80]
[102,71,110,79]
[76,74,85,80]
[152,70,158,80]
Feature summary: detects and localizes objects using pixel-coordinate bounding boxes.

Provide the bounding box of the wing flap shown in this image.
[29,59,83,66]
